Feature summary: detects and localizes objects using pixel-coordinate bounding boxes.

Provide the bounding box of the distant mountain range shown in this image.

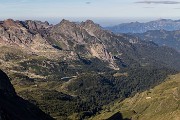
[105,19,180,33]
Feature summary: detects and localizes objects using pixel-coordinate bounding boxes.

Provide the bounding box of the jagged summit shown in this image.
[81,20,102,30]
[4,19,16,24]
[24,20,51,30]
[1,19,21,28]
[57,19,78,28]
[60,19,71,24]
[80,19,113,38]
[53,19,82,34]
[82,20,98,26]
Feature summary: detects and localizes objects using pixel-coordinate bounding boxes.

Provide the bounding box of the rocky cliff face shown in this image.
[49,19,118,68]
[0,19,59,59]
[0,19,33,45]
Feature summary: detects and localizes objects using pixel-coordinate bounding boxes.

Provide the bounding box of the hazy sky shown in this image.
[0,0,180,25]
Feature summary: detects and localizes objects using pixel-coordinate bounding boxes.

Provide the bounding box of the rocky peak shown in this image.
[0,19,34,46]
[60,19,71,24]
[83,20,96,25]
[81,20,101,31]
[4,19,15,24]
[80,20,110,38]
[54,19,101,35]
[2,19,19,28]
[56,19,79,29]
[50,19,91,50]
[25,20,51,30]
[52,19,86,37]
[0,70,16,96]
[51,19,76,33]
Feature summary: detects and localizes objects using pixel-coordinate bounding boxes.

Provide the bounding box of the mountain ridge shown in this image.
[105,19,180,33]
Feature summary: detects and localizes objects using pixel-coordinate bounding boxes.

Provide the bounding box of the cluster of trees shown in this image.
[18,65,176,120]
[14,52,177,119]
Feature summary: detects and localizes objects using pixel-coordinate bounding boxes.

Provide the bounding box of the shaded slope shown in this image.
[0,69,54,120]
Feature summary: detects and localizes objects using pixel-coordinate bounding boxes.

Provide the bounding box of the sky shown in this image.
[0,0,180,26]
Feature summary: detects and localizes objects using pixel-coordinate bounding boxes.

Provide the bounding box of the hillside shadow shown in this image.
[106,112,131,120]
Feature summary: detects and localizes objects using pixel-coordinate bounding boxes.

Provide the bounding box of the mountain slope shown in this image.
[48,19,180,70]
[91,73,180,120]
[134,30,180,52]
[0,19,180,70]
[105,19,180,33]
[0,69,54,120]
[0,19,179,119]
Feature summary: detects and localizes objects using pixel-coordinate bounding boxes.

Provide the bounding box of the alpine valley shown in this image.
[0,19,179,120]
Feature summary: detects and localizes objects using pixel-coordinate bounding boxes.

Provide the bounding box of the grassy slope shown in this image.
[91,73,180,120]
